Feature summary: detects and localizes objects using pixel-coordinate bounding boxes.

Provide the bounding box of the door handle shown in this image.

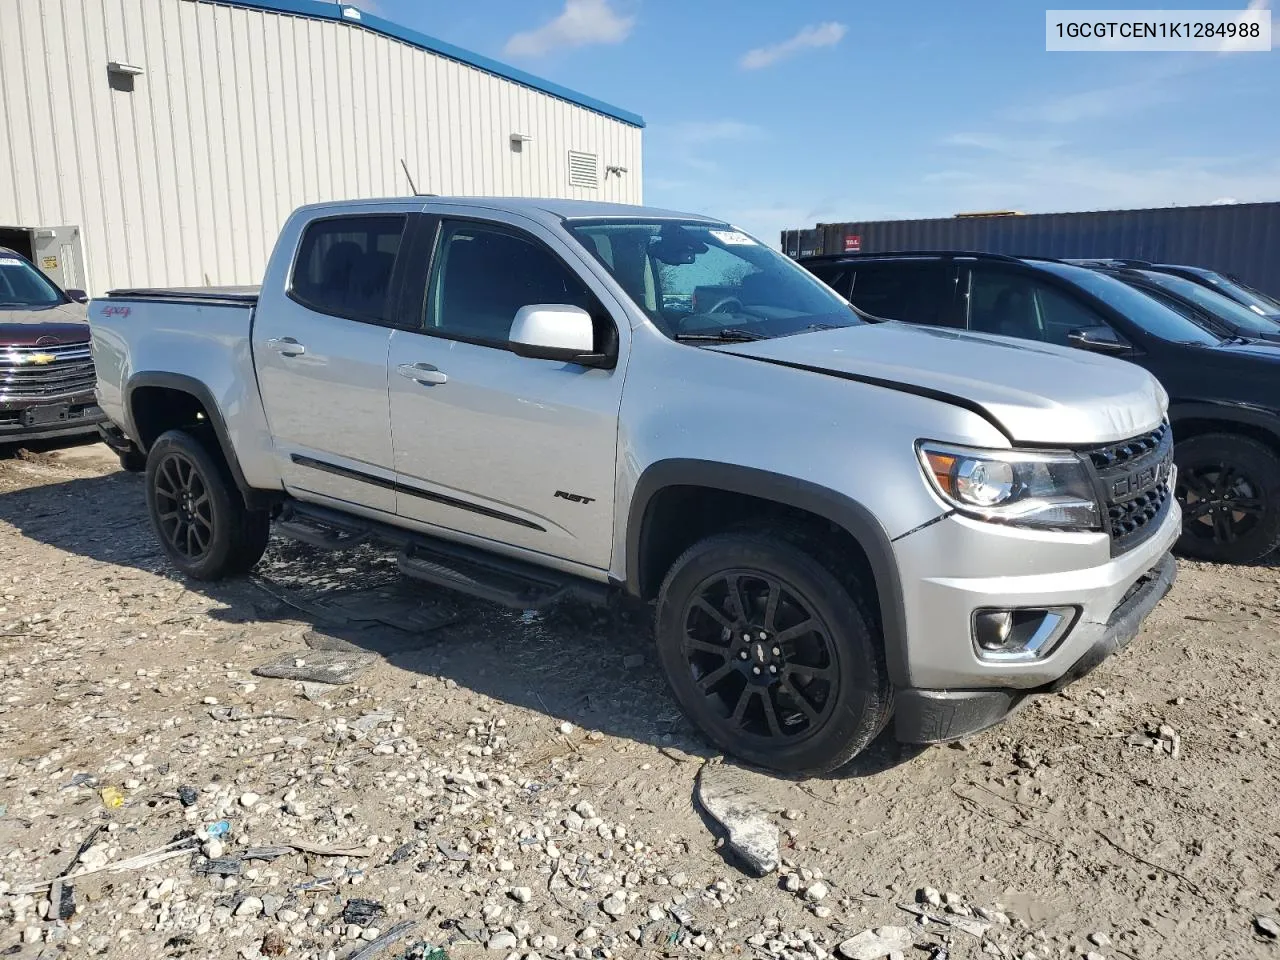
[397,362,448,385]
[266,337,306,357]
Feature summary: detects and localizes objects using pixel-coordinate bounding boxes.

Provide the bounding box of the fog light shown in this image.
[972,607,1077,662]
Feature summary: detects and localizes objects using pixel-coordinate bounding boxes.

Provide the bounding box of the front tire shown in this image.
[144,429,270,580]
[654,529,893,775]
[1175,433,1280,564]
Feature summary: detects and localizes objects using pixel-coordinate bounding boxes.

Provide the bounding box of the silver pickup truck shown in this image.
[89,197,1179,773]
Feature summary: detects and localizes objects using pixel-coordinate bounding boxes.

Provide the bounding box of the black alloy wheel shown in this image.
[1174,432,1280,564]
[654,529,892,774]
[682,571,838,741]
[153,450,215,561]
[144,428,271,580]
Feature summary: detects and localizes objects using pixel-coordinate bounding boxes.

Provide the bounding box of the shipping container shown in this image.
[782,201,1280,297]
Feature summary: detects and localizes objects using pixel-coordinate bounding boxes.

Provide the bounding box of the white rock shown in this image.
[239,791,260,809]
[203,838,225,859]
[1089,933,1112,947]
[234,896,264,918]
[488,931,518,951]
[837,927,914,960]
[601,892,627,918]
[510,886,533,904]
[803,881,829,902]
[558,722,574,735]
[782,874,802,893]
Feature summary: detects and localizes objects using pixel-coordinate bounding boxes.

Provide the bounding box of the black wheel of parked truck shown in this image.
[654,527,893,774]
[144,428,270,580]
[1175,433,1280,565]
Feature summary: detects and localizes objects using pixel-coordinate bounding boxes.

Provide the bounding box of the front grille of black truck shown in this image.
[0,342,97,402]
[1082,420,1174,556]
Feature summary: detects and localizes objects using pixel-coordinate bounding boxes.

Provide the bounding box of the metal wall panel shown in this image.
[784,202,1280,297]
[0,0,644,293]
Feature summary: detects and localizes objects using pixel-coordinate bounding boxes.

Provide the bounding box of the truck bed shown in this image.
[106,285,260,306]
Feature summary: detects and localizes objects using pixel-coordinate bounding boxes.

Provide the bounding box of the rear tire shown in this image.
[144,429,270,580]
[654,528,892,774]
[1174,432,1280,564]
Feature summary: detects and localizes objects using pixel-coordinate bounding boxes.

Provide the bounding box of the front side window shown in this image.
[425,222,596,346]
[566,219,860,340]
[0,253,63,308]
[291,215,405,323]
[967,268,1110,346]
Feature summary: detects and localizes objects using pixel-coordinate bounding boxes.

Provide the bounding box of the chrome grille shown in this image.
[0,342,97,401]
[1084,421,1174,556]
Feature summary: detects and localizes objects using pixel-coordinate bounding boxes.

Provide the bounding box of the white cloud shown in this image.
[740,22,846,70]
[503,0,634,58]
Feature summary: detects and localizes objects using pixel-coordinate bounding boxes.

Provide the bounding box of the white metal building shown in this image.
[0,0,645,294]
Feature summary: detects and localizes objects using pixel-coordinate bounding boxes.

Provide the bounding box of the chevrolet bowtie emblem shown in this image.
[27,353,57,365]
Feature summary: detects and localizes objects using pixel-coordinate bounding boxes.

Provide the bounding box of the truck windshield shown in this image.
[565,219,861,340]
[1035,261,1222,346]
[1135,270,1280,338]
[0,254,63,308]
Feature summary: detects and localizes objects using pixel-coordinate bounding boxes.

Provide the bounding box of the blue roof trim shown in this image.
[196,0,645,128]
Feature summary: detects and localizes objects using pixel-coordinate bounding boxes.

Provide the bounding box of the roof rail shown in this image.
[797,250,1027,263]
[1059,257,1154,269]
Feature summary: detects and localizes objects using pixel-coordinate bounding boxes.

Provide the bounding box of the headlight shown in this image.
[917,441,1100,530]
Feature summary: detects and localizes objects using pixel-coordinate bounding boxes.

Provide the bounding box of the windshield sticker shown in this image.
[0,257,23,265]
[709,230,756,246]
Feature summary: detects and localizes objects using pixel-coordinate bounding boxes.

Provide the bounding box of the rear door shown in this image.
[252,213,408,514]
[385,213,628,569]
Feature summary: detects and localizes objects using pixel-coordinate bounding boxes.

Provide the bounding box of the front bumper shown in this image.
[894,551,1176,743]
[0,397,106,443]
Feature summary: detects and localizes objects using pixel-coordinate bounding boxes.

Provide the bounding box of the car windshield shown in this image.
[1034,261,1222,346]
[565,219,861,340]
[0,253,63,308]
[1135,270,1280,337]
[1182,268,1280,318]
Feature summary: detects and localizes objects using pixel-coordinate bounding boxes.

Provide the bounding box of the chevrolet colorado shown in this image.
[90,198,1179,773]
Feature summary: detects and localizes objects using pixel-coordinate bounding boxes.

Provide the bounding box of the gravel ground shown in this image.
[0,444,1277,960]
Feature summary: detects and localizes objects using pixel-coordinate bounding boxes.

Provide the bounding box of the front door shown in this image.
[252,213,407,514]
[387,216,627,569]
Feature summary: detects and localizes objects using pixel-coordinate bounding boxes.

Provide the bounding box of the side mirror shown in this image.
[509,304,615,369]
[1067,325,1129,355]
[65,288,89,303]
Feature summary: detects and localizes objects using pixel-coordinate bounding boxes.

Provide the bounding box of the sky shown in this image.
[361,0,1280,246]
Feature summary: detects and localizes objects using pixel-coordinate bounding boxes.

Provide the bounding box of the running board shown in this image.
[275,500,611,610]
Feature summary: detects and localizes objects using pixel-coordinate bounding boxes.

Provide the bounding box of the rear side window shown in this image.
[849,261,954,326]
[291,215,406,323]
[425,222,596,346]
[806,263,852,297]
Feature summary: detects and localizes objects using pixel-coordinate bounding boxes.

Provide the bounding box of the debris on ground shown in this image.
[694,763,781,876]
[251,648,376,684]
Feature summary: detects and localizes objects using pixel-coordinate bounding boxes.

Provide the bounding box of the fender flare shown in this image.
[625,458,911,686]
[124,371,260,506]
[1169,400,1280,441]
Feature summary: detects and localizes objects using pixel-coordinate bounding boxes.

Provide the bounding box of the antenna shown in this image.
[400,158,424,197]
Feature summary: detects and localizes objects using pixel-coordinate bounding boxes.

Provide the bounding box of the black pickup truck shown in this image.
[0,247,104,445]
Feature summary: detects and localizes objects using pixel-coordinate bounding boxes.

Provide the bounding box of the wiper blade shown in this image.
[673,328,766,343]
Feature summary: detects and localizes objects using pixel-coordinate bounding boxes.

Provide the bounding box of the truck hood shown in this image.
[0,302,90,345]
[713,322,1167,446]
